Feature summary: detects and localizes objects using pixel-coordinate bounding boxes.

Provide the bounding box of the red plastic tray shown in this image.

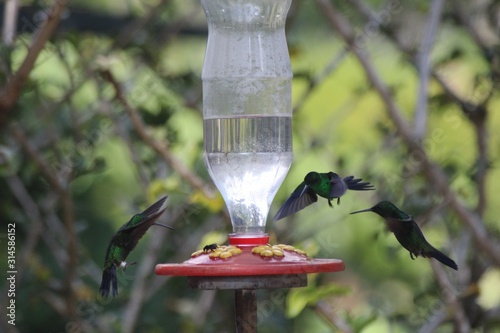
[155,234,344,277]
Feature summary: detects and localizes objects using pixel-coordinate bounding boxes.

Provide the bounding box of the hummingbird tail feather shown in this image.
[99,265,118,298]
[429,250,458,270]
[344,176,375,191]
[111,265,118,296]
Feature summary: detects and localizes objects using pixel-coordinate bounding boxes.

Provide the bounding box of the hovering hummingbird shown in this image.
[99,196,174,298]
[273,171,374,221]
[351,201,458,270]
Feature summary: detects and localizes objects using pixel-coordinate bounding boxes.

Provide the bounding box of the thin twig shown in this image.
[418,308,448,333]
[453,2,497,53]
[123,205,194,333]
[122,221,171,333]
[0,0,69,118]
[99,69,214,199]
[293,47,349,114]
[146,210,226,298]
[10,123,65,192]
[5,175,43,283]
[430,72,489,217]
[315,301,354,333]
[113,0,172,48]
[431,261,470,332]
[10,122,79,321]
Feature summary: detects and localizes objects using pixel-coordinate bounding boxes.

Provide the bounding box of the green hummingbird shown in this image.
[99,196,175,298]
[351,201,457,270]
[273,171,374,221]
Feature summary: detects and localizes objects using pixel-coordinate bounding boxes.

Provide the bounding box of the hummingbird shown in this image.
[350,201,458,270]
[273,171,374,221]
[99,196,175,298]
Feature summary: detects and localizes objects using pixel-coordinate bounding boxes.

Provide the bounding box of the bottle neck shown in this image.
[201,0,291,29]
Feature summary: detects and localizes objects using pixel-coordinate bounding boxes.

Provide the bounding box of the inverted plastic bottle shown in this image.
[201,0,293,236]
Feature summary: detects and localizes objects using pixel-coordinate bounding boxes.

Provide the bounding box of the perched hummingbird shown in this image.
[99,196,174,298]
[351,201,458,270]
[273,171,374,221]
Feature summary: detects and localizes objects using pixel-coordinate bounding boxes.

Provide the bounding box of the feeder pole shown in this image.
[235,289,257,333]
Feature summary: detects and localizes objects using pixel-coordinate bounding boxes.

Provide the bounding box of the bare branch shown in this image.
[315,301,354,333]
[293,47,349,114]
[5,175,43,283]
[123,205,192,333]
[0,0,69,120]
[2,0,20,46]
[10,122,79,320]
[99,69,215,199]
[10,123,66,192]
[414,0,445,140]
[122,223,170,333]
[431,261,470,332]
[113,0,172,48]
[418,308,448,333]
[453,2,499,52]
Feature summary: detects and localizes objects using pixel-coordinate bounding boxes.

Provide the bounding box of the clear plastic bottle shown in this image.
[201,0,293,235]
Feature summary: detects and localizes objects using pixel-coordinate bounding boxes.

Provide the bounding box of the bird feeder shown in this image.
[155,0,344,331]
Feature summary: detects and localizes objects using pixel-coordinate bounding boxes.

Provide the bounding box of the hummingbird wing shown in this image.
[110,196,171,259]
[273,182,318,221]
[118,196,168,231]
[100,196,172,297]
[343,176,375,191]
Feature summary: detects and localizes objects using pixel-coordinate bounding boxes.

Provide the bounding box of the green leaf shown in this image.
[286,282,350,318]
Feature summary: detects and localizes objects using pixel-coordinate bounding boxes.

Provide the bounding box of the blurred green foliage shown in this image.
[1,0,500,332]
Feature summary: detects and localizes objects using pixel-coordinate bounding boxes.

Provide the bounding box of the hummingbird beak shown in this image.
[154,222,175,231]
[350,208,373,215]
[299,185,309,197]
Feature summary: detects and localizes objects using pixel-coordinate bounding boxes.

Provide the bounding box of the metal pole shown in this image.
[235,289,257,333]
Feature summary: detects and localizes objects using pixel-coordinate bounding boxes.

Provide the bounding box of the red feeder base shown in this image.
[155,234,344,333]
[155,234,344,277]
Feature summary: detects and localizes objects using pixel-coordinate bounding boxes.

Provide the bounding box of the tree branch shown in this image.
[122,221,170,333]
[431,261,470,332]
[414,0,445,139]
[2,0,19,46]
[99,69,214,199]
[315,300,354,333]
[293,47,349,114]
[9,123,66,191]
[0,0,68,120]
[10,122,79,321]
[452,2,498,53]
[5,174,43,283]
[418,308,448,333]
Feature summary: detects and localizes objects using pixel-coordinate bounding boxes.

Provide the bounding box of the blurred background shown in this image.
[1,0,500,332]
